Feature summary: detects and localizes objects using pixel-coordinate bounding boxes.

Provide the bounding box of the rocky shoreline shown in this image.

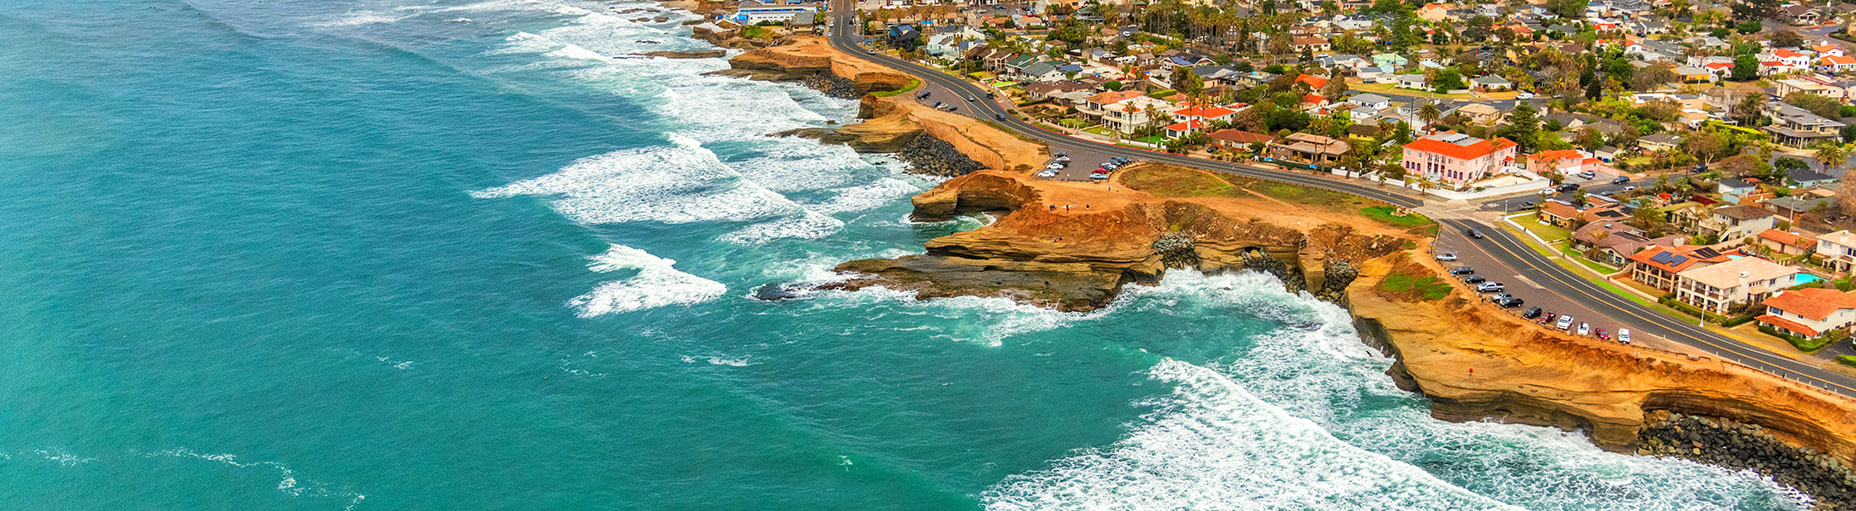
[1640,412,1856,508]
[893,132,983,177]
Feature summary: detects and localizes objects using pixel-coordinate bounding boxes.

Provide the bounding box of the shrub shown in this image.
[1148,88,1177,99]
[1758,325,1848,352]
[870,79,921,97]
[1839,355,1856,369]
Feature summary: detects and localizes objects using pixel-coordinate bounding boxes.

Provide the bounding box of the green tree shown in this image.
[1731,53,1759,81]
[1816,141,1848,170]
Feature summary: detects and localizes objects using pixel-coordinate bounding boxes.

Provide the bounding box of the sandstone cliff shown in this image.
[717,36,912,93]
[1347,253,1856,504]
[825,168,1406,311]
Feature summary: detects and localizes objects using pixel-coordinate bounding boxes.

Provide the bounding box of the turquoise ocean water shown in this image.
[0,1,1819,509]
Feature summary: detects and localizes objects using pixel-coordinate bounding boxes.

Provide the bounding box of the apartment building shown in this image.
[1674,256,1797,314]
[1400,132,1518,188]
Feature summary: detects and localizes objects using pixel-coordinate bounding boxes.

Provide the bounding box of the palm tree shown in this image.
[1418,102,1441,133]
[1816,141,1848,170]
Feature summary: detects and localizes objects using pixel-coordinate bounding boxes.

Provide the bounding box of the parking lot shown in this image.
[1431,227,1681,351]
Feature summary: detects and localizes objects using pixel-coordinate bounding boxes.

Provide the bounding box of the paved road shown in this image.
[825,0,1856,396]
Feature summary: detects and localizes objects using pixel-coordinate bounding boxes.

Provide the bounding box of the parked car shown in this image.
[1463,275,1486,284]
[1036,170,1058,178]
[1556,315,1574,330]
[1596,328,1611,340]
[942,105,958,112]
[1496,296,1524,308]
[1435,252,1458,261]
[1090,170,1108,180]
[1450,266,1474,275]
[1522,307,1543,319]
[1465,228,1484,239]
[1476,282,1504,293]
[1623,185,1636,192]
[916,90,931,99]
[1577,323,1590,336]
[1577,171,1596,180]
[1618,329,1632,344]
[1539,311,1557,324]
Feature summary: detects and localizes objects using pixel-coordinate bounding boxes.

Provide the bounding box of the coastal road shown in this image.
[822,0,1856,396]
[1438,216,1856,398]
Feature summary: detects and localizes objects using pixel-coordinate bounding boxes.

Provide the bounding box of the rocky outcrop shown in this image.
[1640,412,1856,508]
[895,132,984,177]
[800,73,860,99]
[717,36,912,94]
[1346,253,1856,500]
[824,171,1406,311]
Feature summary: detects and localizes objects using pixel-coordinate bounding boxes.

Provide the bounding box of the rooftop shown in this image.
[1676,255,1795,289]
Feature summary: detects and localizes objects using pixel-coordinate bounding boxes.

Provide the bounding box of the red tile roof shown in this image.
[1296,74,1329,89]
[1173,105,1237,118]
[1763,288,1856,322]
[1757,229,1817,249]
[1164,119,1205,131]
[1822,55,1856,65]
[1404,135,1517,161]
[1208,129,1275,144]
[1532,149,1585,163]
[1757,314,1823,337]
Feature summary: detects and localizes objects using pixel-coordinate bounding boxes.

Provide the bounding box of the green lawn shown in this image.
[1506,213,1571,241]
[1135,135,1167,144]
[1380,273,1452,300]
[1082,126,1113,136]
[1360,206,1434,227]
[1559,243,1620,274]
[870,79,920,97]
[1120,165,1237,197]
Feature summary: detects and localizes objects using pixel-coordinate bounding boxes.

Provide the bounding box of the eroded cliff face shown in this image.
[1347,254,1856,495]
[824,171,1405,311]
[717,36,912,93]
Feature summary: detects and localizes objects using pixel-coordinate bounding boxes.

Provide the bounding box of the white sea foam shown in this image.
[144,448,365,509]
[34,448,95,467]
[569,244,725,317]
[312,10,408,28]
[983,358,1520,511]
[816,285,1114,347]
[472,135,803,225]
[989,269,1811,511]
[680,354,754,367]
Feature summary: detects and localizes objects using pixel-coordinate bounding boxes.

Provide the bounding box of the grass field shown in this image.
[870,79,920,97]
[1360,206,1434,227]
[1379,273,1452,300]
[1119,164,1237,197]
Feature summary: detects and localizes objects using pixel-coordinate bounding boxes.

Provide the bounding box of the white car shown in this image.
[1577,323,1591,336]
[1618,329,1632,344]
[1435,253,1458,261]
[1556,315,1574,330]
[1475,282,1504,293]
[1516,92,1534,99]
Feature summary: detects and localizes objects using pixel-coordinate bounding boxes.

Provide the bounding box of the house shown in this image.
[1099,96,1172,133]
[1455,103,1504,125]
[1024,80,1093,101]
[1400,132,1519,188]
[885,24,922,51]
[1674,256,1797,314]
[731,0,819,24]
[1789,167,1838,188]
[1164,119,1206,138]
[1759,288,1856,339]
[1766,195,1831,218]
[1700,205,1779,242]
[1628,244,1729,291]
[1076,90,1145,119]
[1529,149,1598,177]
[1779,4,1825,25]
[1594,146,1620,163]
[1209,129,1275,150]
[1395,74,1428,90]
[1349,93,1391,110]
[1291,36,1330,53]
[1757,229,1819,257]
[1470,75,1513,91]
[1295,73,1330,90]
[1718,178,1757,204]
[1765,102,1846,149]
[1019,61,1063,82]
[1817,230,1856,272]
[1538,200,1627,228]
[1268,133,1351,166]
[1572,221,1684,266]
[1373,53,1411,69]
[1821,55,1856,74]
[1638,133,1684,153]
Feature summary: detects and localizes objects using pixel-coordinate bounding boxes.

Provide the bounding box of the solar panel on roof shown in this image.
[1667,255,1688,265]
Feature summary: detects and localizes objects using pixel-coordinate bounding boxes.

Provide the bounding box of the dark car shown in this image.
[1559,183,1581,192]
[1465,228,1484,239]
[994,113,1006,120]
[1496,296,1524,308]
[1612,176,1630,184]
[1520,201,1535,209]
[1463,275,1486,284]
[1449,266,1474,275]
[1522,306,1543,319]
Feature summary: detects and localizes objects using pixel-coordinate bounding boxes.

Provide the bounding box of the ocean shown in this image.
[0,0,1815,509]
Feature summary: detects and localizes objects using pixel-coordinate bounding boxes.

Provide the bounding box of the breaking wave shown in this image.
[569,244,726,317]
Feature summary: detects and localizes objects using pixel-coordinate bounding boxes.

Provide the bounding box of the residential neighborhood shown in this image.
[684,0,1856,352]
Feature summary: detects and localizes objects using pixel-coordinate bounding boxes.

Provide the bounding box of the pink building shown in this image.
[1400,133,1518,187]
[1528,149,1597,177]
